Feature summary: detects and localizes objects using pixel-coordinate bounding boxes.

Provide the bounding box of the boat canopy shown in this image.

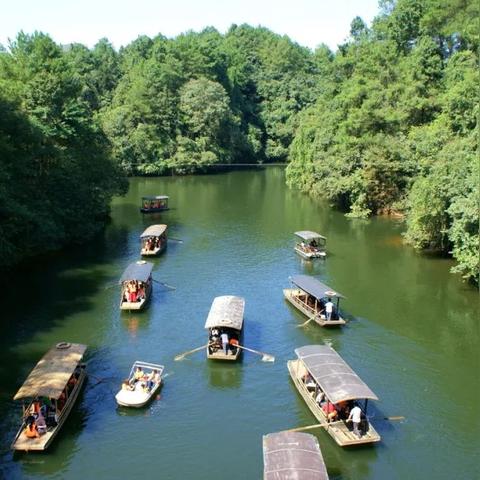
[290,275,345,300]
[140,224,167,238]
[295,345,378,404]
[294,231,326,242]
[119,261,154,283]
[204,296,245,330]
[142,195,169,200]
[14,343,87,400]
[263,431,329,480]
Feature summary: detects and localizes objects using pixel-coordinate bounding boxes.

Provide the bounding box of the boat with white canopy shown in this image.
[140,224,167,256]
[288,345,380,446]
[205,296,245,361]
[263,431,329,480]
[115,361,164,408]
[119,261,153,311]
[284,275,346,326]
[294,231,326,259]
[11,342,87,451]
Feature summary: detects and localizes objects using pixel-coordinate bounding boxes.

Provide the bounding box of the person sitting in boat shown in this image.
[122,379,134,391]
[322,402,338,422]
[127,281,137,302]
[302,372,316,391]
[315,391,325,405]
[134,366,145,382]
[36,412,47,435]
[310,239,318,248]
[25,420,39,439]
[229,338,239,355]
[136,282,145,301]
[146,370,160,390]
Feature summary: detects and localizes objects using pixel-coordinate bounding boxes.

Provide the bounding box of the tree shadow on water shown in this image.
[0,224,130,471]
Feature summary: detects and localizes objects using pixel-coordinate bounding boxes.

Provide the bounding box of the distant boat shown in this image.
[294,231,326,259]
[263,431,329,479]
[119,261,153,311]
[11,342,87,452]
[140,224,168,257]
[288,344,381,447]
[115,361,164,408]
[140,195,169,213]
[205,296,245,361]
[284,275,346,326]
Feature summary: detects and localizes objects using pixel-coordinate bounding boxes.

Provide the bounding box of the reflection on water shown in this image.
[205,361,243,390]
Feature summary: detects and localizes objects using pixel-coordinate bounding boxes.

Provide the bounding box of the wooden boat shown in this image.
[287,345,381,447]
[263,431,329,480]
[115,361,164,408]
[294,231,327,259]
[205,295,245,361]
[11,342,87,452]
[284,275,346,326]
[140,224,167,256]
[119,261,153,311]
[140,195,169,213]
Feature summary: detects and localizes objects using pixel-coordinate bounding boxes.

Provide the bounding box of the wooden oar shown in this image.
[297,310,323,328]
[368,415,405,421]
[174,344,209,361]
[235,344,275,362]
[168,237,184,243]
[288,415,405,433]
[152,279,176,290]
[285,421,331,433]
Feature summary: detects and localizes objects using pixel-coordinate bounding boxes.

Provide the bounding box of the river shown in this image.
[0,168,478,480]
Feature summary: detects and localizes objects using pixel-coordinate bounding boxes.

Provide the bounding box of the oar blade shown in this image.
[262,354,275,362]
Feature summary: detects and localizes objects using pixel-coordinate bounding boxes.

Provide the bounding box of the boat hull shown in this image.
[287,360,380,447]
[283,289,346,326]
[115,381,162,408]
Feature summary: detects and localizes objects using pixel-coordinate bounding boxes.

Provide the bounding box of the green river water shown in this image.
[0,168,478,480]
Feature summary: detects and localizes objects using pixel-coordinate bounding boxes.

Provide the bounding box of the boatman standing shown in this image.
[348,404,362,438]
[325,298,334,320]
[221,332,229,355]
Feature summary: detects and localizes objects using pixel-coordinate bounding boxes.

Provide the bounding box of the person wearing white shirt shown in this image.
[348,405,362,438]
[221,332,229,355]
[325,298,334,320]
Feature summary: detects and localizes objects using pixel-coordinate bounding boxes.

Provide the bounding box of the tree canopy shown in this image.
[0,2,478,284]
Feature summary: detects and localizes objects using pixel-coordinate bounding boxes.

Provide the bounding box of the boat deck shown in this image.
[207,350,240,361]
[288,360,380,447]
[283,289,346,326]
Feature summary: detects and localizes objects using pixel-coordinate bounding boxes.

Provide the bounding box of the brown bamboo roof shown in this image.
[14,343,87,400]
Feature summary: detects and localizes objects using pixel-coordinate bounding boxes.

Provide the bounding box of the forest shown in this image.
[0,0,478,284]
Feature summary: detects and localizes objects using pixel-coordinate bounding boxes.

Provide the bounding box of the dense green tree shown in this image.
[0,32,127,268]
